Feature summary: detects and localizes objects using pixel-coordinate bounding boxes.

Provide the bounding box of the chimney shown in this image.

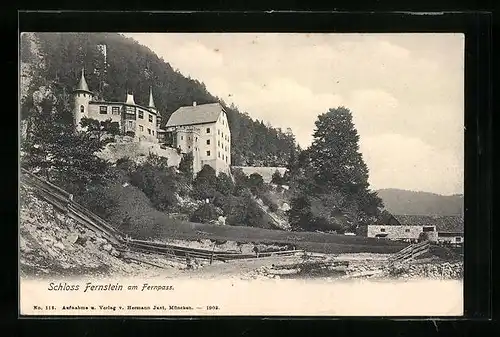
[193,101,197,106]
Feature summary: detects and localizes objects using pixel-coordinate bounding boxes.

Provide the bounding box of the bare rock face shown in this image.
[66,233,80,245]
[102,244,112,252]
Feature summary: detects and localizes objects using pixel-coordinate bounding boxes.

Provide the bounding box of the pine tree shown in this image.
[307,107,383,227]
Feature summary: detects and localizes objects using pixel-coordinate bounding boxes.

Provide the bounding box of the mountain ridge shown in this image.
[376,188,464,216]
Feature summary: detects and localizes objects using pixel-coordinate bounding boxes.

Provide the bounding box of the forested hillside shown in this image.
[20,32,297,166]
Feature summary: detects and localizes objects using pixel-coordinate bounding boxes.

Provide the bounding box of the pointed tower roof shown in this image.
[76,68,91,92]
[148,86,156,108]
[125,92,136,105]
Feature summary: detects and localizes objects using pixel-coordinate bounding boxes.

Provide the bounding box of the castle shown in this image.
[73,69,231,176]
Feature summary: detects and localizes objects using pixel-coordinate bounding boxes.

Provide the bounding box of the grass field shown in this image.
[106,181,407,254]
[156,221,407,254]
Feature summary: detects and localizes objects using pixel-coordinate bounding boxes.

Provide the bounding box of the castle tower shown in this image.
[148,86,163,142]
[147,86,157,113]
[125,91,136,105]
[73,68,93,130]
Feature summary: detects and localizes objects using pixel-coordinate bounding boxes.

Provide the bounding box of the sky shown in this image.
[124,33,464,196]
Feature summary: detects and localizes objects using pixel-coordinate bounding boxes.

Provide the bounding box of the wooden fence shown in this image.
[390,240,430,265]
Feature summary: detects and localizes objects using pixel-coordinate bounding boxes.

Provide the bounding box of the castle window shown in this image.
[138,111,144,119]
[226,157,228,163]
[139,125,144,132]
[218,129,220,135]
[206,128,210,134]
[188,137,191,140]
[218,151,220,158]
[188,146,191,149]
[181,136,183,140]
[405,229,410,233]
[195,137,198,141]
[112,106,120,115]
[148,129,151,135]
[78,93,80,97]
[222,154,225,160]
[218,140,220,147]
[149,114,153,123]
[206,139,210,145]
[80,105,84,113]
[99,106,107,114]
[206,150,211,156]
[380,228,386,232]
[128,121,133,128]
[152,130,154,135]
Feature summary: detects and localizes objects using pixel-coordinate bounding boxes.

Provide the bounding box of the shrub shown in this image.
[76,183,117,220]
[248,173,264,195]
[260,192,279,213]
[178,152,194,179]
[216,172,234,196]
[129,163,178,212]
[191,165,217,200]
[271,170,284,185]
[190,203,219,224]
[225,193,270,228]
[231,167,249,195]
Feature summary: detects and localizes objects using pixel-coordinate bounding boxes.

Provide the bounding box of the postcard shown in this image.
[19,32,464,316]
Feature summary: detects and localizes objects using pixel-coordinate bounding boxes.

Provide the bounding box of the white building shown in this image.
[165,102,231,177]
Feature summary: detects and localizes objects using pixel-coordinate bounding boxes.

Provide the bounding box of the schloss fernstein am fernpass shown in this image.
[19,32,464,316]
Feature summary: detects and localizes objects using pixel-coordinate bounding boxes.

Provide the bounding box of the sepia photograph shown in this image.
[19,32,464,316]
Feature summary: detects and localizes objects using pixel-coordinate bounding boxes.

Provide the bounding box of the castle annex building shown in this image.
[73,69,165,143]
[166,102,231,176]
[72,68,231,176]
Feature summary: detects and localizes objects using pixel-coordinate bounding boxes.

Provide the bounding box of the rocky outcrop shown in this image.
[19,182,183,278]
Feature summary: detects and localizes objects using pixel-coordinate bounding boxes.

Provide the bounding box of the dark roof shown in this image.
[75,69,92,93]
[166,103,223,127]
[392,214,464,232]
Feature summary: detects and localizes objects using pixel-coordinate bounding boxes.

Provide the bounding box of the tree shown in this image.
[190,203,219,224]
[129,162,178,211]
[248,173,264,195]
[21,112,112,195]
[145,152,169,171]
[286,107,383,232]
[178,152,193,178]
[191,164,217,200]
[216,172,234,196]
[80,117,119,143]
[231,167,249,196]
[287,195,313,231]
[306,107,383,227]
[271,170,283,185]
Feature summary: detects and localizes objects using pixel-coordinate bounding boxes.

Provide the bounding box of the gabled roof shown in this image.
[392,214,464,232]
[166,103,223,127]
